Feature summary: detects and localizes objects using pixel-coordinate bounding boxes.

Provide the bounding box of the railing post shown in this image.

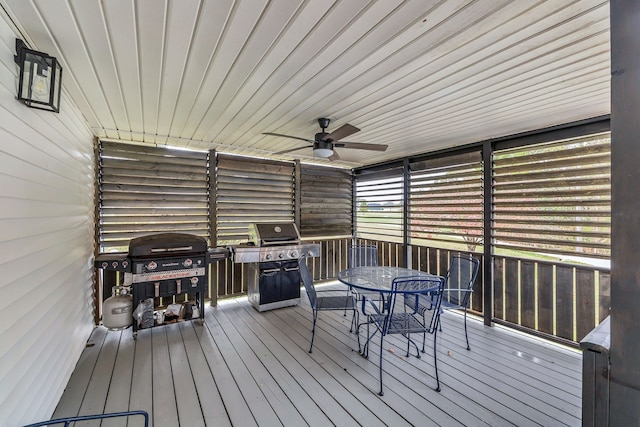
[403,158,410,268]
[482,140,493,327]
[580,315,610,427]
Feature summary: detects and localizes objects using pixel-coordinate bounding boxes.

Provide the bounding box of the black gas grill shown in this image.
[232,223,320,311]
[95,233,228,338]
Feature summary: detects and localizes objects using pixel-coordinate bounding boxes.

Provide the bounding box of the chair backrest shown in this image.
[443,253,481,308]
[298,255,317,309]
[388,275,445,333]
[348,244,378,268]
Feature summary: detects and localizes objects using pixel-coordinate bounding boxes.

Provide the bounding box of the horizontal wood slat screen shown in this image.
[98,141,210,252]
[215,154,295,245]
[299,164,352,237]
[409,150,484,252]
[493,133,611,259]
[354,166,404,243]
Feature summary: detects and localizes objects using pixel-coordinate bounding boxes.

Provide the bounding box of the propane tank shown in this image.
[103,286,133,330]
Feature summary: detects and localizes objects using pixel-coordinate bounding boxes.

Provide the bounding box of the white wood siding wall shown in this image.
[0,12,95,427]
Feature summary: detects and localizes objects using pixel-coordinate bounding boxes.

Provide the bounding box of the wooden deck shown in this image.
[52,283,582,426]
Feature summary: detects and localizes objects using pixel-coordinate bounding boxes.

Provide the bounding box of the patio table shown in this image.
[337,266,442,313]
[338,266,445,394]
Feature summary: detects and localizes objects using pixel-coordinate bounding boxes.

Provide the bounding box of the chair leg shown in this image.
[349,307,358,333]
[464,308,470,350]
[433,328,441,392]
[360,319,370,358]
[404,333,421,358]
[405,332,411,357]
[379,333,385,396]
[421,312,427,353]
[343,288,350,316]
[309,311,318,353]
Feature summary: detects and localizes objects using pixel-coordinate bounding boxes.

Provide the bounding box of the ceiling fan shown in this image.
[263,118,387,160]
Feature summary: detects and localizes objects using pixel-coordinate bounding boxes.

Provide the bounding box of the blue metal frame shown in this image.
[23,410,149,427]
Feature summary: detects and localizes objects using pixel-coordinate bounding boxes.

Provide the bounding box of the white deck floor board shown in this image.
[76,328,120,422]
[257,302,418,427]
[204,308,282,426]
[51,284,582,426]
[194,315,257,427]
[227,299,363,427]
[273,303,466,427]
[151,326,180,427]
[177,321,232,427]
[102,330,134,427]
[165,323,206,427]
[429,322,580,422]
[211,305,309,426]
[236,305,382,427]
[128,327,153,427]
[219,301,342,427]
[284,299,506,427]
[288,296,508,426]
[52,327,108,420]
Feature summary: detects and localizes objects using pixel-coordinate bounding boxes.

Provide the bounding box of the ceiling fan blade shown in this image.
[275,145,310,155]
[333,141,388,151]
[328,150,341,161]
[263,132,314,143]
[322,123,360,142]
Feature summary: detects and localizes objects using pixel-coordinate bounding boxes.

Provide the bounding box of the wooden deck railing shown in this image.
[366,241,610,345]
[492,254,610,343]
[99,238,609,344]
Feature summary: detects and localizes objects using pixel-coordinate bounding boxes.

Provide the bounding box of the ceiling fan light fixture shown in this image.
[313,147,333,158]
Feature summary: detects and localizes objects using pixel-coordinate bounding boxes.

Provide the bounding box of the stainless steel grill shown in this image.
[231,223,320,312]
[233,223,320,263]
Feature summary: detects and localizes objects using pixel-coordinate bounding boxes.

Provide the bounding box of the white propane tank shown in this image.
[103,286,133,330]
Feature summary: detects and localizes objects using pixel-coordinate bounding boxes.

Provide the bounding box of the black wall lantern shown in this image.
[14,39,62,113]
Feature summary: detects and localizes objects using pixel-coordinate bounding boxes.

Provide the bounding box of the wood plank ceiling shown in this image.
[1,0,610,168]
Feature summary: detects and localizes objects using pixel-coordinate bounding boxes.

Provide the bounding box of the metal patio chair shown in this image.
[345,244,379,312]
[405,253,480,351]
[298,254,358,353]
[348,244,378,268]
[360,275,445,395]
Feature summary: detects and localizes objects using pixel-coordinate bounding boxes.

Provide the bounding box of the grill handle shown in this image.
[284,267,300,272]
[149,246,193,253]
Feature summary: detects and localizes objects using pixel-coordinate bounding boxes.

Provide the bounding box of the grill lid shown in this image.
[248,223,300,246]
[128,233,208,257]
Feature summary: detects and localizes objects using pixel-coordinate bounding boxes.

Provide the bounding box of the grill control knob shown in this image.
[289,250,299,258]
[265,253,272,260]
[278,253,284,259]
[307,250,314,256]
